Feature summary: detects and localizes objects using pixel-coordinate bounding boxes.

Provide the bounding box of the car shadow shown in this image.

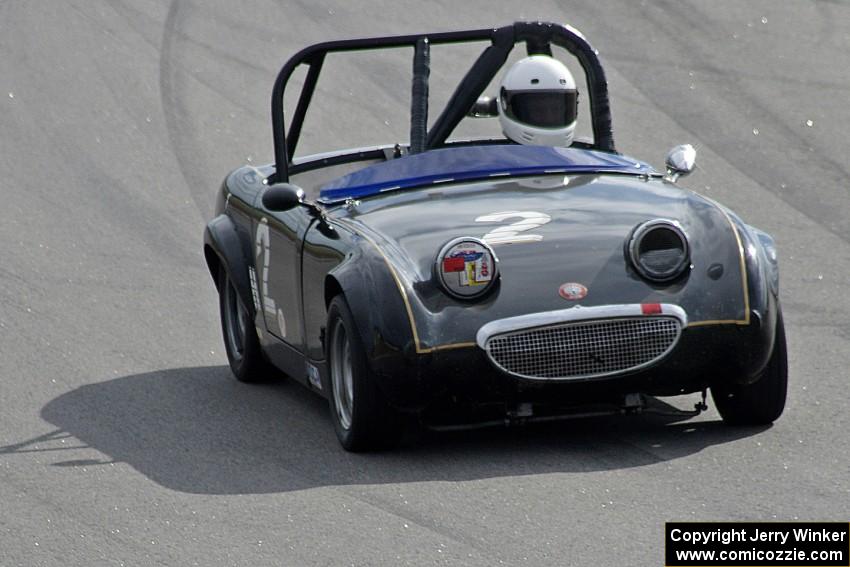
[7,366,767,494]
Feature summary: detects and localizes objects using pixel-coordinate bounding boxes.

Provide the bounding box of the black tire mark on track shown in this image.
[159,0,216,217]
[159,0,272,218]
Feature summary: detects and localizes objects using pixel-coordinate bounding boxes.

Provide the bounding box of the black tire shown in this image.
[711,309,788,425]
[218,266,273,383]
[326,295,401,452]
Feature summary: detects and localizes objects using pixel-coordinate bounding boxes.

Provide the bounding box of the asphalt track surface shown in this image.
[2,1,849,565]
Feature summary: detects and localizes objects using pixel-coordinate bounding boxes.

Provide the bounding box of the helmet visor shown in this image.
[502,89,578,128]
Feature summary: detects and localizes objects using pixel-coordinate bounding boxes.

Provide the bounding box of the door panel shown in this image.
[251,208,310,352]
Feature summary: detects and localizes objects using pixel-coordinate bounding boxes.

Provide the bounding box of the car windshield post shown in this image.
[286,54,326,161]
[409,37,431,154]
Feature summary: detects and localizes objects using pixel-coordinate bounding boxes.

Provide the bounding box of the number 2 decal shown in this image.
[475,210,552,244]
[254,218,286,337]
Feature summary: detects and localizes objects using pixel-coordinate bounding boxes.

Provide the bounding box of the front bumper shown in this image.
[370,303,776,412]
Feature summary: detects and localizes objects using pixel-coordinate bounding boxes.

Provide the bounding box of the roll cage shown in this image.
[268,21,616,184]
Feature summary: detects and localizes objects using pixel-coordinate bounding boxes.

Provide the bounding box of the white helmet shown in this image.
[497,55,578,146]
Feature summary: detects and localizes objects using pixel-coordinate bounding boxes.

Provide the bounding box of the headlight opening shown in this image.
[628,220,690,282]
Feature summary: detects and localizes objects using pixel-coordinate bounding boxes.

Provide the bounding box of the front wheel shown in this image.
[218,266,273,383]
[326,295,401,451]
[711,309,788,425]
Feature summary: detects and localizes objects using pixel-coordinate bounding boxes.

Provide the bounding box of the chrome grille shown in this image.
[485,317,681,380]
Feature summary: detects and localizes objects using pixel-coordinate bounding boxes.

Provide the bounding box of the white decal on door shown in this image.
[475,210,552,244]
[255,218,286,337]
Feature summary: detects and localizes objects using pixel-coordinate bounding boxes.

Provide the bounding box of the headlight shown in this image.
[627,220,690,282]
[435,237,499,299]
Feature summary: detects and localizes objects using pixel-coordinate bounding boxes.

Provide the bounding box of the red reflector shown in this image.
[442,257,466,272]
[641,303,662,315]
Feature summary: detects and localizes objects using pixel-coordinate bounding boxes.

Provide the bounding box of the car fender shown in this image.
[325,244,416,364]
[314,224,437,410]
[203,214,254,312]
[723,211,781,381]
[747,224,779,296]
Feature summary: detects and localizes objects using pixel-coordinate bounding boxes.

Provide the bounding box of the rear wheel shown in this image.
[326,295,401,451]
[218,267,272,382]
[712,309,787,425]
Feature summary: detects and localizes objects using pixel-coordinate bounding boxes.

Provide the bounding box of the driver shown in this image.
[497,55,578,147]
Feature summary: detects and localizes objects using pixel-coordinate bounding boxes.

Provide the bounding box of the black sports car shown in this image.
[203,22,786,451]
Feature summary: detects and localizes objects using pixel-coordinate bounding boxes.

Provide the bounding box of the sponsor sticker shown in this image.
[558,282,588,301]
[306,363,322,390]
[445,248,490,287]
[442,256,465,272]
[437,238,498,298]
[248,267,261,312]
[641,303,662,315]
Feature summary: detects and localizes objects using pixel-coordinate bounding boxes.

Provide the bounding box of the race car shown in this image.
[203,22,786,451]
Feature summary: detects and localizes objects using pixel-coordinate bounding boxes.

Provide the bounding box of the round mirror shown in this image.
[664,144,696,182]
[262,183,304,212]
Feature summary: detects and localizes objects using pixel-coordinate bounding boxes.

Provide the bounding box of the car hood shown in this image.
[331,173,749,350]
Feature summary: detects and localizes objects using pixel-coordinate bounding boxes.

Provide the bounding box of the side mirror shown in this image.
[262,183,304,212]
[467,96,499,118]
[664,144,696,183]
